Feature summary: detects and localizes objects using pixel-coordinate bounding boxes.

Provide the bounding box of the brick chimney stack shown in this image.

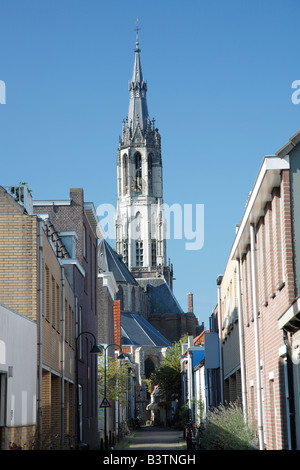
[187,292,194,313]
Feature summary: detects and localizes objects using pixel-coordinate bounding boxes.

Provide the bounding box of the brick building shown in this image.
[217,130,300,450]
[275,131,300,450]
[0,185,76,449]
[33,188,99,449]
[218,258,243,407]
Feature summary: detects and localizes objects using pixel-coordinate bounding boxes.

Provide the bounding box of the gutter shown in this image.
[217,279,224,404]
[38,218,43,449]
[236,258,247,423]
[60,263,65,450]
[250,224,264,450]
[283,330,297,450]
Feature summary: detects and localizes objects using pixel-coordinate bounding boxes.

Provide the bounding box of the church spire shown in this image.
[127,20,149,134]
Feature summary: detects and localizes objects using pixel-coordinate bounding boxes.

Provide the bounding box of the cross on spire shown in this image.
[135,18,141,52]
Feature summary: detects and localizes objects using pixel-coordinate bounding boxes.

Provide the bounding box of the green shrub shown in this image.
[200,402,258,450]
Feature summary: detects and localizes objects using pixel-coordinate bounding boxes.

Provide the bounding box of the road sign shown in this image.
[100,397,111,408]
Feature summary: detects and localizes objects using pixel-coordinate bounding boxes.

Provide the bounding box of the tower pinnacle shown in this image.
[135,18,141,52]
[127,21,149,134]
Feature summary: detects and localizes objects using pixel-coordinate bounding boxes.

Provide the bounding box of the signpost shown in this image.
[100,397,111,408]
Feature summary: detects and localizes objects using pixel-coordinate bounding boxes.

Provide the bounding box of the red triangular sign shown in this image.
[100,397,111,408]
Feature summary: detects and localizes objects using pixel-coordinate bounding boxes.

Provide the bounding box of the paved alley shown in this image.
[115,426,186,451]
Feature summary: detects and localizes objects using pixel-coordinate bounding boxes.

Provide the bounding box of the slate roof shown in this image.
[121,312,172,347]
[98,239,137,285]
[137,278,184,315]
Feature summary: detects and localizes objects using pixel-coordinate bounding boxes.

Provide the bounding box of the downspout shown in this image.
[38,219,43,449]
[250,224,264,450]
[60,263,65,450]
[283,329,296,450]
[236,258,247,423]
[217,280,224,404]
[75,295,79,448]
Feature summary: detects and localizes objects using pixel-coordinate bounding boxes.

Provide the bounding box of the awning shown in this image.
[146,403,159,411]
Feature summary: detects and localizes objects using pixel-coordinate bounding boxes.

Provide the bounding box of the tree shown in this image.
[150,335,188,403]
[98,356,133,406]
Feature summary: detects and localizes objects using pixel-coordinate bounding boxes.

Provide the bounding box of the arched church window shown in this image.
[123,154,128,195]
[134,152,142,181]
[122,241,128,265]
[148,153,153,192]
[117,285,124,311]
[131,287,136,312]
[145,357,155,379]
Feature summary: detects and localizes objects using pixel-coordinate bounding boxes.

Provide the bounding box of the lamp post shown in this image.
[98,343,124,450]
[75,331,101,448]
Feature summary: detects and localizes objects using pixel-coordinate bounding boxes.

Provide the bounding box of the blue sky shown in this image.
[1,0,300,329]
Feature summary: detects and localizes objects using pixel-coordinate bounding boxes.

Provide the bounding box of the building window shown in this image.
[134,152,142,188]
[45,264,50,321]
[56,284,60,332]
[122,241,128,265]
[132,287,136,312]
[78,306,83,359]
[83,226,87,259]
[123,154,128,195]
[52,276,56,327]
[136,241,143,266]
[151,240,156,266]
[117,285,124,310]
[148,153,153,192]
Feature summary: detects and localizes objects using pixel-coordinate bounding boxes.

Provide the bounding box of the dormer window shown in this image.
[58,231,78,258]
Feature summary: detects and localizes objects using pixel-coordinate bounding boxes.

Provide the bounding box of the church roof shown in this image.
[137,278,184,315]
[97,239,137,285]
[121,312,172,347]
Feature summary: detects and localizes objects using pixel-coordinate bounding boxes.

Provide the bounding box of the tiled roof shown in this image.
[121,312,172,347]
[98,239,137,285]
[137,278,183,315]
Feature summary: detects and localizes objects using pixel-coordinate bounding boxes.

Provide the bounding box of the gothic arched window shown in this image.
[131,287,136,312]
[148,153,153,192]
[135,152,142,181]
[145,357,155,379]
[123,154,128,195]
[117,285,124,310]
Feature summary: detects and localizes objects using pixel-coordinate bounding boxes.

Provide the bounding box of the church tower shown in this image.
[115,28,173,287]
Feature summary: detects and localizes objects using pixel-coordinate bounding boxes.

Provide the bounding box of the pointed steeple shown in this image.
[127,22,149,135]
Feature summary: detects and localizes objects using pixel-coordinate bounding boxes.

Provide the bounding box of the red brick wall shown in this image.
[113,300,121,348]
[241,170,295,450]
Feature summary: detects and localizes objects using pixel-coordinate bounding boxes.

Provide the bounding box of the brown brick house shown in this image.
[0,185,76,449]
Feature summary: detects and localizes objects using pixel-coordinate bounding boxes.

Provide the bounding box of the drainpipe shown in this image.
[217,279,224,404]
[38,219,43,449]
[60,264,65,450]
[236,258,247,423]
[250,224,264,450]
[283,330,296,450]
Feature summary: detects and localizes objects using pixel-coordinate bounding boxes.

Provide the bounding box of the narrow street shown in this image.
[115,426,186,451]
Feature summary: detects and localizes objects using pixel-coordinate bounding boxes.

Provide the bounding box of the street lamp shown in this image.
[75,331,101,448]
[97,343,124,449]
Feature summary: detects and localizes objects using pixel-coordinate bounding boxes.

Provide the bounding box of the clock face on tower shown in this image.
[131,177,145,193]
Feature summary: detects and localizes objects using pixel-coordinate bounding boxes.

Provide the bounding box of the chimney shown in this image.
[187,292,193,313]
